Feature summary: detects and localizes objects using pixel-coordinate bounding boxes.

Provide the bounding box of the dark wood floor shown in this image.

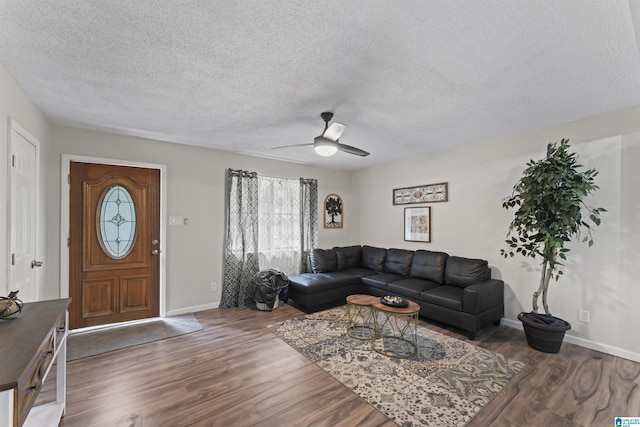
[59,304,640,427]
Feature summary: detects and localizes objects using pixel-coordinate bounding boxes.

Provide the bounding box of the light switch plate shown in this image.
[169,216,184,226]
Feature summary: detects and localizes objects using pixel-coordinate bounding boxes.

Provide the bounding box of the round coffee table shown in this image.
[346,294,378,340]
[371,298,420,358]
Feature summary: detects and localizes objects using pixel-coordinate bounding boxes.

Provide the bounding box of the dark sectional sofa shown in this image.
[286,245,504,339]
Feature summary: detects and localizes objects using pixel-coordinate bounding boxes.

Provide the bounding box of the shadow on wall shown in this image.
[570,137,630,317]
[490,261,537,317]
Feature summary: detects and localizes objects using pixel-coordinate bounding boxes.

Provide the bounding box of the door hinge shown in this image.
[68,174,70,184]
[67,237,70,248]
[12,155,15,167]
[11,253,15,265]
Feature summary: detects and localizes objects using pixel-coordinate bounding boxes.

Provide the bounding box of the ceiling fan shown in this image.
[272,112,370,157]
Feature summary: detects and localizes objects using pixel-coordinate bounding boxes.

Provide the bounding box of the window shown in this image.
[98,185,136,259]
[258,176,301,275]
[220,168,317,308]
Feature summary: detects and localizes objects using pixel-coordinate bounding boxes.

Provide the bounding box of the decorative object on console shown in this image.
[0,290,23,319]
[324,193,343,228]
[501,139,605,353]
[404,206,430,242]
[393,182,448,205]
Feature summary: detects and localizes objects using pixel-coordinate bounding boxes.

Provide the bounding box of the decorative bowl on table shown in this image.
[0,290,23,320]
[380,295,408,307]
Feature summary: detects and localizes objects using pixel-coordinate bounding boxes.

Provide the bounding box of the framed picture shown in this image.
[404,207,431,242]
[393,182,448,205]
[324,193,343,228]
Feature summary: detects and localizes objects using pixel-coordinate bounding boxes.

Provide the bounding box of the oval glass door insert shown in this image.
[98,185,137,259]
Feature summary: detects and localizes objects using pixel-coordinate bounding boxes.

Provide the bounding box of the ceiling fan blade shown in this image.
[323,122,346,141]
[338,143,369,157]
[271,143,314,150]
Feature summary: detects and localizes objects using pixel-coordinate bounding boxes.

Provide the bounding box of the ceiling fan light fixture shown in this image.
[323,122,346,141]
[314,136,338,156]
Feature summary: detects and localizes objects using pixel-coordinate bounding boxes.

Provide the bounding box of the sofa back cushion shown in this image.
[384,248,414,276]
[410,250,448,284]
[445,256,490,287]
[362,245,387,271]
[334,245,362,270]
[310,248,338,273]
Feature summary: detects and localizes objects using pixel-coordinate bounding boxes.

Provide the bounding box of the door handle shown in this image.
[151,249,160,256]
[31,260,43,268]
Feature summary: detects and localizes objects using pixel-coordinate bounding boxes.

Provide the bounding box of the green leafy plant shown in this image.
[501,139,606,315]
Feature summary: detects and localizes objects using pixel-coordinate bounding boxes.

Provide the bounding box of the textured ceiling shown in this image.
[2,1,640,170]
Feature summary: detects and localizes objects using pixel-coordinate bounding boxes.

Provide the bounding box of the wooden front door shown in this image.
[69,162,160,329]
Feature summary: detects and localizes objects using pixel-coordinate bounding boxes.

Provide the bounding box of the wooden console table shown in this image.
[0,298,71,427]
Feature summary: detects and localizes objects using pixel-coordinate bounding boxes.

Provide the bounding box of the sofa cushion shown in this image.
[384,248,414,276]
[334,245,362,270]
[339,267,377,278]
[410,250,448,284]
[420,285,463,311]
[361,273,405,291]
[388,278,440,300]
[362,245,387,271]
[310,248,338,273]
[288,272,362,294]
[444,256,490,287]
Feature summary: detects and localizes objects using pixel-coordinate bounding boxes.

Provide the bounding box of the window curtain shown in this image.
[219,169,259,308]
[257,176,301,275]
[300,178,318,273]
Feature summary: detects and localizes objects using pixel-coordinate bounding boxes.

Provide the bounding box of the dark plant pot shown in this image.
[518,312,571,353]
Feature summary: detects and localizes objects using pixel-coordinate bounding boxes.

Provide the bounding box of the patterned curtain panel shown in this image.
[219,169,260,308]
[257,176,301,275]
[300,178,318,273]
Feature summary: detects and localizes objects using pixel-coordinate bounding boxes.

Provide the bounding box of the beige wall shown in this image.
[0,63,51,299]
[351,107,640,359]
[49,126,354,314]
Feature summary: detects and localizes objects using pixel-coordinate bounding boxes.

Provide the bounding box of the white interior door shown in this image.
[9,120,39,302]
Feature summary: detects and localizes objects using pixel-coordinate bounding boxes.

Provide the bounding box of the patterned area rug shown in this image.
[269,307,524,427]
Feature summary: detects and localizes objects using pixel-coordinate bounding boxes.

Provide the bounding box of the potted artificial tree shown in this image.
[501,139,605,353]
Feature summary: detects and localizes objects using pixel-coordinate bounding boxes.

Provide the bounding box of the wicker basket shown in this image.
[256,295,279,311]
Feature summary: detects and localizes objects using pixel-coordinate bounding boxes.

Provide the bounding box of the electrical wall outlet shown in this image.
[578,309,590,323]
[210,282,217,292]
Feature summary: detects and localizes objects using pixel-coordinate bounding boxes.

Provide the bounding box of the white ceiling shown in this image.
[2,1,640,170]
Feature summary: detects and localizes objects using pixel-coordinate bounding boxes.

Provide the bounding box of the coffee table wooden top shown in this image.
[372,298,420,315]
[346,294,379,306]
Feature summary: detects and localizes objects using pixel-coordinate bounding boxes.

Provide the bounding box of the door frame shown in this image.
[7,118,40,300]
[60,154,167,318]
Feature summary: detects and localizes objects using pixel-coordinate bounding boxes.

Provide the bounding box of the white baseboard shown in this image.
[166,302,219,317]
[500,318,640,363]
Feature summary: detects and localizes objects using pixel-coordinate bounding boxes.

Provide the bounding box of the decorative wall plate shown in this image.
[324,193,343,228]
[393,182,448,205]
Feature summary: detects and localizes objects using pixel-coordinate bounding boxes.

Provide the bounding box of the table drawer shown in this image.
[40,330,56,376]
[54,311,66,351]
[16,353,43,427]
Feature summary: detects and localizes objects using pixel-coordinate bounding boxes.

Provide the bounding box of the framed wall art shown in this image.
[404,207,431,242]
[393,182,448,205]
[324,193,343,228]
